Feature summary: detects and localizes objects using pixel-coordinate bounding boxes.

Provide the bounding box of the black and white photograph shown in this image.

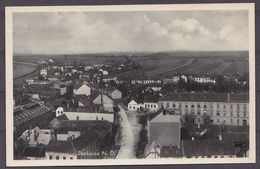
[5,3,255,166]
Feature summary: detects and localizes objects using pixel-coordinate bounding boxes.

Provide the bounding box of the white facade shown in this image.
[143,102,159,111]
[55,107,114,123]
[159,101,249,126]
[45,152,77,160]
[73,84,91,96]
[40,68,48,77]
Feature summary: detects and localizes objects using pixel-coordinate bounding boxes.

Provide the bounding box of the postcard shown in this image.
[5,3,255,166]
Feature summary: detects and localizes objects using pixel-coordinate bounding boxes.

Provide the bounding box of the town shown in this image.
[13,55,249,160]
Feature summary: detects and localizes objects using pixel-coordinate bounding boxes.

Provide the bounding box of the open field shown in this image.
[13,51,249,79]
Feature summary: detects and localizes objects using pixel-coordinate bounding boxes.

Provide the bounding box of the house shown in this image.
[143,95,160,112]
[102,75,117,83]
[40,68,48,77]
[104,86,122,99]
[127,100,143,111]
[54,106,114,123]
[159,92,249,126]
[147,110,181,148]
[73,84,91,96]
[93,94,114,112]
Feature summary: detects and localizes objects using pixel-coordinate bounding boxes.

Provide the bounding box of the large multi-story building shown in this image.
[159,93,249,126]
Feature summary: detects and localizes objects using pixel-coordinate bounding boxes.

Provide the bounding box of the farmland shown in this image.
[13,51,249,79]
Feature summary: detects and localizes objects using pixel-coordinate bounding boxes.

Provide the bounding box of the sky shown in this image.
[13,10,249,55]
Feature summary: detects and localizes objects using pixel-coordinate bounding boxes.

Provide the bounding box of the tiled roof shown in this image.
[143,95,160,103]
[183,139,235,156]
[54,120,112,133]
[14,102,53,126]
[160,93,249,103]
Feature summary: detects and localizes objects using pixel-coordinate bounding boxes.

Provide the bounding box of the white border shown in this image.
[5,3,256,167]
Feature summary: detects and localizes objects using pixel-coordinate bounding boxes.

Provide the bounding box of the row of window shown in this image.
[49,155,74,160]
[181,110,247,117]
[164,102,247,110]
[196,117,247,125]
[76,116,104,120]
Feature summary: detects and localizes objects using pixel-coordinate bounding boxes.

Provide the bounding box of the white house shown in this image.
[128,100,143,111]
[40,68,48,77]
[73,84,91,96]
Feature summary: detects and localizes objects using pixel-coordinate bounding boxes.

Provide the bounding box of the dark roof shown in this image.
[56,114,69,121]
[183,140,235,157]
[160,146,183,158]
[143,95,160,103]
[21,146,46,157]
[46,140,76,154]
[51,120,112,133]
[47,123,111,153]
[63,104,111,114]
[104,86,117,93]
[160,93,249,103]
[14,102,53,126]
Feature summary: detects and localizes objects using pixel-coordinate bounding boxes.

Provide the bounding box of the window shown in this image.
[129,106,132,109]
[216,112,220,116]
[63,156,66,160]
[197,112,201,115]
[56,156,59,160]
[237,104,240,110]
[96,116,98,120]
[191,105,194,108]
[179,103,182,108]
[237,112,240,117]
[70,157,73,160]
[133,106,135,109]
[185,105,188,108]
[217,104,219,108]
[223,120,226,124]
[167,103,169,107]
[154,105,156,108]
[237,119,240,125]
[244,104,247,109]
[230,111,233,116]
[101,117,104,120]
[76,116,79,120]
[230,119,233,123]
[49,155,53,160]
[244,112,247,117]
[230,104,233,109]
[210,105,213,109]
[197,104,201,108]
[203,105,207,109]
[173,104,176,108]
[223,105,226,109]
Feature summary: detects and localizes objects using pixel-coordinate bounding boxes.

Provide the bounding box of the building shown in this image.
[148,110,181,149]
[92,94,114,112]
[143,95,160,112]
[127,100,143,111]
[14,102,55,140]
[54,106,114,123]
[40,68,48,77]
[73,84,91,96]
[46,120,113,160]
[104,86,122,99]
[159,93,249,126]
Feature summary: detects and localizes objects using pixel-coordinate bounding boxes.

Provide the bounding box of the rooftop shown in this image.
[160,93,249,103]
[183,139,236,157]
[14,102,53,126]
